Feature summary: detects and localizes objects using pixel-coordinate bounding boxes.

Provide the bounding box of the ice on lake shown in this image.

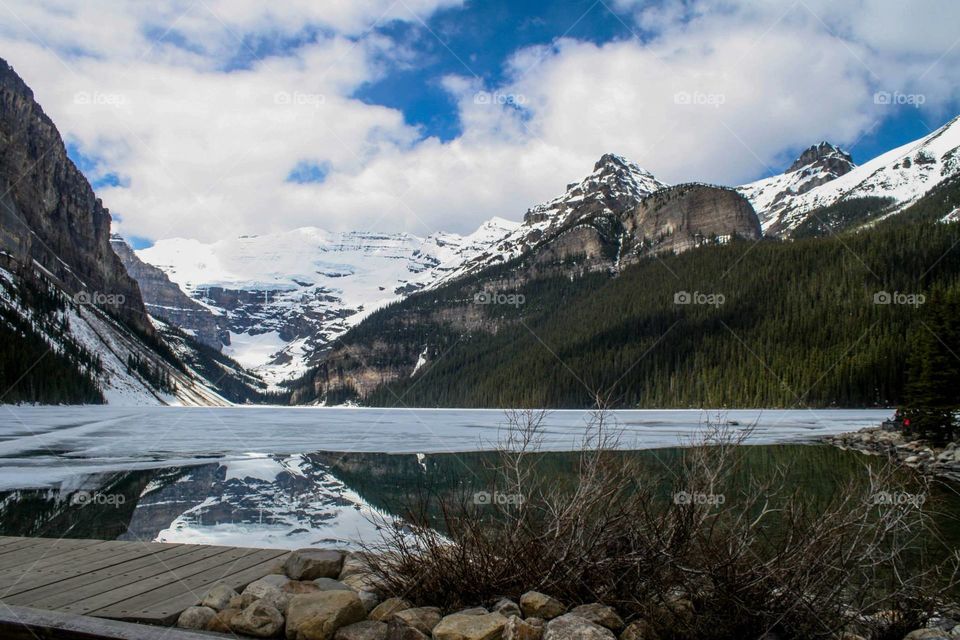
[0,406,891,548]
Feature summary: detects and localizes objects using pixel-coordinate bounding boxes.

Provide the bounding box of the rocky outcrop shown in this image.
[0,58,150,333]
[111,236,227,348]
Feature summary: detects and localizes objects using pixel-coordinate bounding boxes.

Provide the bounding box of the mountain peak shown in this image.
[788,141,855,175]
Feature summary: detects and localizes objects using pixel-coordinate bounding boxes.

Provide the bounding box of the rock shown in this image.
[358,590,381,613]
[340,554,372,580]
[201,583,239,611]
[369,597,413,621]
[432,612,509,640]
[177,605,217,630]
[492,598,521,618]
[286,549,346,580]
[241,575,297,611]
[386,618,430,640]
[389,606,442,634]
[620,619,659,640]
[315,578,353,591]
[457,607,489,616]
[245,574,293,599]
[543,614,615,640]
[229,595,244,609]
[568,604,623,632]
[503,615,544,640]
[520,592,566,620]
[286,581,323,595]
[342,573,381,593]
[206,607,242,633]
[232,600,285,638]
[286,591,367,640]
[335,620,389,640]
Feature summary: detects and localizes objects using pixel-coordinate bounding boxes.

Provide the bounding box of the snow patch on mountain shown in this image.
[740,116,960,234]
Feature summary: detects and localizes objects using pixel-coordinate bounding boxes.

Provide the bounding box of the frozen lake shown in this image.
[0,406,891,490]
[0,406,895,548]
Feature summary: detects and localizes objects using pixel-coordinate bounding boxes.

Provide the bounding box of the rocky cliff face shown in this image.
[111,236,227,349]
[0,58,150,333]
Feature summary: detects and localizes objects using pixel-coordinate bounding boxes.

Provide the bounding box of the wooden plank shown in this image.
[0,539,102,571]
[9,545,235,609]
[112,550,290,624]
[0,540,135,582]
[0,604,221,640]
[52,546,259,616]
[0,543,204,598]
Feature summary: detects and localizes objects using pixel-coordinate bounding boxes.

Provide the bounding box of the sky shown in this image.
[1,0,958,247]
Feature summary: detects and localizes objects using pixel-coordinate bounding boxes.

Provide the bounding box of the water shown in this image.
[0,406,905,549]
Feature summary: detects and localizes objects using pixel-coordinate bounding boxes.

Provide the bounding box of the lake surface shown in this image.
[0,406,904,549]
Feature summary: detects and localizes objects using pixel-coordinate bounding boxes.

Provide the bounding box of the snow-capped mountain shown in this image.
[740,116,960,235]
[428,153,671,285]
[136,222,518,385]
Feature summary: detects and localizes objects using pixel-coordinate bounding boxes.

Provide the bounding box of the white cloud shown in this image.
[0,0,958,242]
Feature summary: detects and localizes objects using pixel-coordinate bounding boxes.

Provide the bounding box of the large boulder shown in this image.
[334,620,389,640]
[243,574,294,611]
[389,606,442,634]
[568,604,623,632]
[177,606,217,630]
[286,591,367,640]
[335,620,389,640]
[232,600,285,638]
[503,615,544,640]
[432,612,509,640]
[543,614,615,640]
[520,592,566,620]
[286,549,346,580]
[206,607,242,633]
[369,597,413,621]
[201,583,239,611]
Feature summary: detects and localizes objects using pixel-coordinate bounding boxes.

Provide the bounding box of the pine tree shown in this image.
[900,288,960,444]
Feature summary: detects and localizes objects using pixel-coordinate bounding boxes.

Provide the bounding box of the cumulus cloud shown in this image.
[0,0,957,241]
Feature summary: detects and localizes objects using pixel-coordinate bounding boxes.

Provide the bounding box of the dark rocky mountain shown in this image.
[111,236,228,349]
[0,58,149,333]
[0,57,233,405]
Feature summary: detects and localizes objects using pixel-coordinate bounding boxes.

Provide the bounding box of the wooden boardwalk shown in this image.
[0,535,290,626]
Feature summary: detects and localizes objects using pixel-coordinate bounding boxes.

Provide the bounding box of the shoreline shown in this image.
[823,425,960,483]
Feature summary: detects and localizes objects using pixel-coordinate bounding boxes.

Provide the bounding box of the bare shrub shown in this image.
[362,405,958,640]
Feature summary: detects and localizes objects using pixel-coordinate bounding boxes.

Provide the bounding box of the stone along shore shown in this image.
[175,547,959,640]
[824,426,960,483]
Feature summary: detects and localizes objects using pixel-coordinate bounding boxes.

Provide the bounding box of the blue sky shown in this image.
[3,0,959,243]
